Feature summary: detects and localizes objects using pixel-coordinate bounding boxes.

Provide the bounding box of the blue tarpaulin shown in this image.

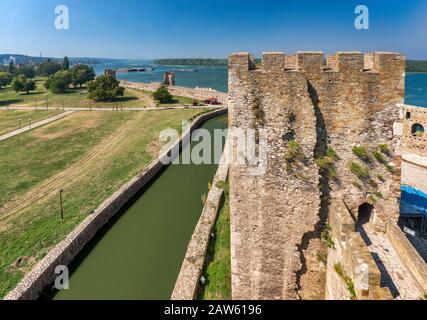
[401,185,427,217]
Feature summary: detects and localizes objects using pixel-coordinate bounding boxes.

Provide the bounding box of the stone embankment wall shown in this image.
[386,223,427,294]
[121,81,228,105]
[401,104,427,193]
[228,51,405,300]
[171,140,229,300]
[325,200,393,300]
[4,108,227,301]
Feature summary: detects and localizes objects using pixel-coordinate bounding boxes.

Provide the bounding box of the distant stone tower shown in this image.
[104,69,116,78]
[163,72,176,86]
[228,51,405,300]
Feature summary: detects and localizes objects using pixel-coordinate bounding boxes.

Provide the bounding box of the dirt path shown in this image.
[126,88,156,108]
[0,112,146,225]
[0,111,75,142]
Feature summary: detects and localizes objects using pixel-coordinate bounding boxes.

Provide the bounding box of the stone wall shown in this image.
[171,140,229,300]
[228,51,405,300]
[229,52,321,300]
[4,108,228,301]
[121,81,228,105]
[386,222,427,294]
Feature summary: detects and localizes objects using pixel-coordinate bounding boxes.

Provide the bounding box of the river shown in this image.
[52,114,228,300]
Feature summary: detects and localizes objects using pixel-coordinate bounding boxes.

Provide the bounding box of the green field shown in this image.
[198,182,231,300]
[0,108,205,298]
[0,78,150,109]
[0,110,61,135]
[132,88,195,106]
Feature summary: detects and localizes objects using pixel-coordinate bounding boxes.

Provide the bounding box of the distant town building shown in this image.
[163,72,176,86]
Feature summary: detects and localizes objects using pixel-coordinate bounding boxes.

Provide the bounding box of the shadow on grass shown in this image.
[0,99,23,107]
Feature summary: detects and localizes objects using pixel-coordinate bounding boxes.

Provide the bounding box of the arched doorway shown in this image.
[357,203,374,227]
[411,123,425,136]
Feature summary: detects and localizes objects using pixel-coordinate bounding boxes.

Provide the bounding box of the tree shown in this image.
[70,64,95,88]
[15,65,36,78]
[45,70,73,93]
[0,72,13,88]
[153,86,173,104]
[87,75,124,101]
[11,75,36,94]
[63,56,70,70]
[37,60,62,76]
[7,61,15,74]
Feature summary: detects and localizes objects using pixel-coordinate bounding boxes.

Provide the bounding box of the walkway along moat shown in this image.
[51,114,228,300]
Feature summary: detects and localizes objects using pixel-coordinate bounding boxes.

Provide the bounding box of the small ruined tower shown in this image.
[228,51,405,300]
[163,72,176,86]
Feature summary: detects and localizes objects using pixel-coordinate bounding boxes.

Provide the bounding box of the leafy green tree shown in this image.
[15,65,36,78]
[0,72,13,88]
[71,64,95,88]
[11,75,36,94]
[153,86,173,103]
[37,60,62,76]
[87,75,125,101]
[7,61,15,74]
[63,56,70,70]
[45,70,73,93]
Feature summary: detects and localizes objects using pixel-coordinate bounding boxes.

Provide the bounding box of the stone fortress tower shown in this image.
[227,51,427,300]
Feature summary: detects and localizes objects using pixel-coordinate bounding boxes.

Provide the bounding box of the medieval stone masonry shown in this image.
[228,51,412,300]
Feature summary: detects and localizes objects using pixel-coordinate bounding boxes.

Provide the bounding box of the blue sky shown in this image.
[1,0,426,59]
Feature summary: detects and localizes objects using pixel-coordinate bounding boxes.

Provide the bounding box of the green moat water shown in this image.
[52,114,228,300]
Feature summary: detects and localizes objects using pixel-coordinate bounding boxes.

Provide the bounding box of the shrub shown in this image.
[377,174,385,182]
[352,146,370,162]
[352,181,362,189]
[373,150,385,163]
[349,161,369,181]
[321,224,335,249]
[284,140,304,163]
[334,263,357,300]
[386,164,396,173]
[153,85,173,103]
[378,144,390,155]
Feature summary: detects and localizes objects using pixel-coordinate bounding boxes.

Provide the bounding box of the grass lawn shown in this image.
[0,78,150,109]
[0,108,205,299]
[133,88,195,106]
[0,110,61,135]
[198,181,231,300]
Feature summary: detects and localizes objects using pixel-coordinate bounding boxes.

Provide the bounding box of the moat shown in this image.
[51,114,228,300]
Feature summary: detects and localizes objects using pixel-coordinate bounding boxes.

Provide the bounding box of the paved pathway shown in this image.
[4,105,222,112]
[360,224,424,300]
[0,111,75,142]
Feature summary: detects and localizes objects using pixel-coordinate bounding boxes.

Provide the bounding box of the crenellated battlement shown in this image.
[229,51,405,75]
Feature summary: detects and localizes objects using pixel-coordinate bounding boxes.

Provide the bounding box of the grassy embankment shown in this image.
[0,110,61,135]
[198,181,231,300]
[0,108,205,298]
[0,77,147,109]
[0,78,202,110]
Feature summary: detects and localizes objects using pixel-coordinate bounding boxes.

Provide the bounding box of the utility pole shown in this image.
[18,119,21,129]
[28,118,32,129]
[59,189,64,220]
[46,97,49,110]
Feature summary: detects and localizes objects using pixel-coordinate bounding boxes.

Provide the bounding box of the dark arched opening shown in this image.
[411,123,425,136]
[357,203,374,227]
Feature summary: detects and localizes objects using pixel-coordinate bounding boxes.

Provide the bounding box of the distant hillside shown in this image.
[154,58,228,67]
[155,58,427,72]
[0,54,117,66]
[406,60,427,72]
